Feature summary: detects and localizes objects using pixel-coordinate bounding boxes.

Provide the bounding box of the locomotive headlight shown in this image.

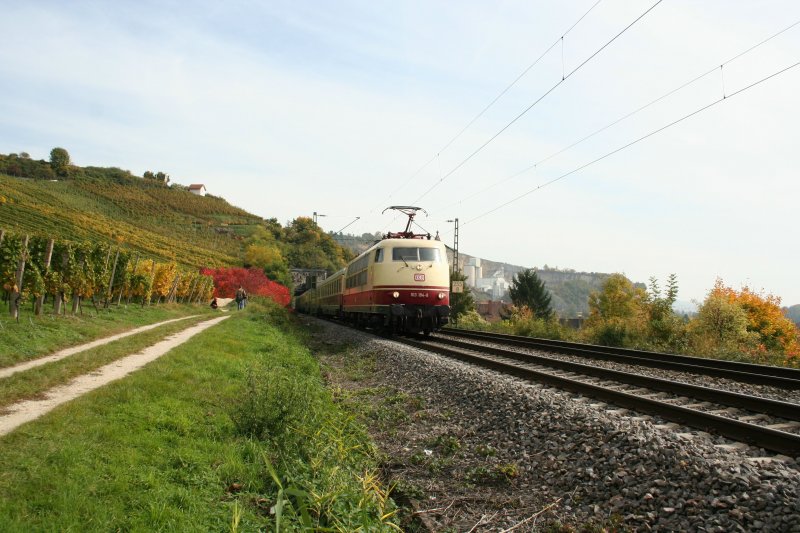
[438,292,446,300]
[392,291,400,298]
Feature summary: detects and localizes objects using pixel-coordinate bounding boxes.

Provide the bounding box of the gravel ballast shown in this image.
[432,334,800,406]
[311,319,800,531]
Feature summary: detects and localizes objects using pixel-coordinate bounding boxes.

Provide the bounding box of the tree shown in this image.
[284,217,349,272]
[201,267,290,306]
[585,273,649,347]
[449,270,475,323]
[645,274,686,351]
[508,268,553,320]
[143,170,169,184]
[696,279,799,357]
[693,286,751,349]
[49,147,71,177]
[244,243,292,287]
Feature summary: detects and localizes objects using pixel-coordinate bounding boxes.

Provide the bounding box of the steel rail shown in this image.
[398,336,800,456]
[441,329,800,389]
[426,335,800,420]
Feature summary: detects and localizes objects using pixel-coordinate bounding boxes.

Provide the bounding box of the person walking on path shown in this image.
[235,286,247,310]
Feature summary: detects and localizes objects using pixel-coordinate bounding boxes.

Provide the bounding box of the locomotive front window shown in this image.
[419,248,441,262]
[392,247,441,262]
[374,249,384,263]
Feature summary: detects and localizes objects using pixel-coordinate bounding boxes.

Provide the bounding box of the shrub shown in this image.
[456,309,489,330]
[233,365,320,441]
[501,306,573,340]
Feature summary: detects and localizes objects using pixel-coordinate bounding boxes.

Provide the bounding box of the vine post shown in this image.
[10,235,29,321]
[71,253,85,315]
[144,259,156,307]
[126,255,140,305]
[167,272,181,303]
[34,239,54,316]
[53,248,67,316]
[106,249,120,308]
[185,275,199,304]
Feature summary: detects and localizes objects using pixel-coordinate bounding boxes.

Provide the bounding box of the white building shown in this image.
[188,184,207,196]
[464,257,482,288]
[476,267,510,299]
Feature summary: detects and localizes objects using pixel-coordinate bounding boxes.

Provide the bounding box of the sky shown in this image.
[1,0,798,305]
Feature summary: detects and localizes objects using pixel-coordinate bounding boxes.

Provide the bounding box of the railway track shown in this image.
[391,332,800,457]
[439,328,800,389]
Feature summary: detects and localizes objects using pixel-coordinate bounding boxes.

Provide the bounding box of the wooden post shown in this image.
[195,278,207,304]
[126,255,140,305]
[35,239,54,316]
[106,249,120,308]
[167,273,181,304]
[144,259,156,307]
[54,249,66,316]
[71,250,86,315]
[185,276,199,304]
[10,235,29,321]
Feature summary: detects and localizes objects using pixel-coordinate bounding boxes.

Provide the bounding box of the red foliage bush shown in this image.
[201,267,291,306]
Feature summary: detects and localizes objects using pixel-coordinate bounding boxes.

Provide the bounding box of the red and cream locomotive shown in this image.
[295,207,450,334]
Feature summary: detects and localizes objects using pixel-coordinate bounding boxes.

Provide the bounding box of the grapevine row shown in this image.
[0,228,214,320]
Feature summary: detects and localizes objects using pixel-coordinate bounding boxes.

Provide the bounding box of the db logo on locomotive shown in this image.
[414,273,425,281]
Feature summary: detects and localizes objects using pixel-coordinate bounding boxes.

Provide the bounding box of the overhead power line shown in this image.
[445,18,800,210]
[411,0,665,206]
[458,60,800,228]
[378,0,605,209]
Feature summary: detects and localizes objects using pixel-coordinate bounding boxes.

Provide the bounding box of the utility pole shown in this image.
[447,218,459,274]
[313,211,327,225]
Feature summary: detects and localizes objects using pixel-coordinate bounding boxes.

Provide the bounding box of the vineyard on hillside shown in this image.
[1,152,357,309]
[0,229,214,319]
[0,172,260,269]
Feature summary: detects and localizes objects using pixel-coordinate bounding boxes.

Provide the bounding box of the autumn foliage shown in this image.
[701,279,800,360]
[201,267,290,306]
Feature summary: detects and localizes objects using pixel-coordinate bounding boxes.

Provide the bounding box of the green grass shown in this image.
[0,299,396,531]
[0,313,212,410]
[0,303,212,368]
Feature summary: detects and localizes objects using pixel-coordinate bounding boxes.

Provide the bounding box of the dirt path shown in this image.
[0,315,230,437]
[0,315,200,380]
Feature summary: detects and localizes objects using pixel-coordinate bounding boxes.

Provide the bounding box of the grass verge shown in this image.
[0,298,396,531]
[0,314,211,410]
[0,303,214,368]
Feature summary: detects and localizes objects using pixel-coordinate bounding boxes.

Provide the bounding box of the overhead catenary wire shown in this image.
[411,0,665,206]
[375,0,605,213]
[444,18,800,210]
[454,60,799,229]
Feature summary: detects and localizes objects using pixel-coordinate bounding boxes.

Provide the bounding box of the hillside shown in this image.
[462,255,616,317]
[0,175,258,269]
[0,151,351,281]
[787,304,800,326]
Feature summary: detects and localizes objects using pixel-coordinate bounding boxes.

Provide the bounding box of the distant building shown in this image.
[476,266,510,299]
[464,257,482,288]
[188,184,207,196]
